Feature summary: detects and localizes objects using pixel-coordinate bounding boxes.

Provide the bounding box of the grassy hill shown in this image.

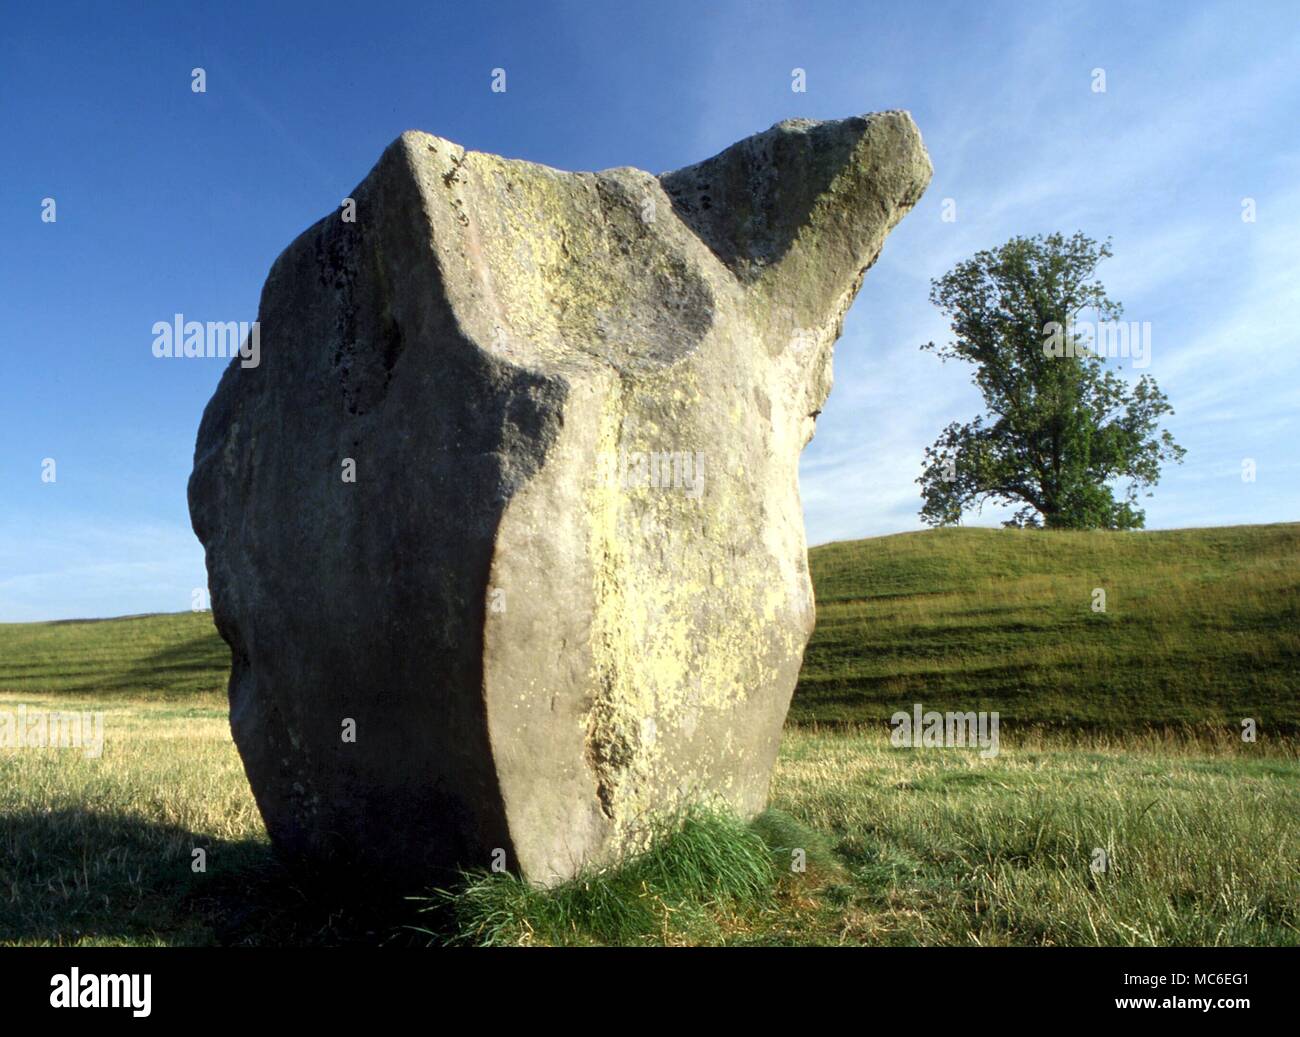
[797,523,1300,731]
[1,523,1297,730]
[0,612,227,701]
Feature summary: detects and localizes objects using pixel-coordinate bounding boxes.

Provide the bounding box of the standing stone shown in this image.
[189,111,931,886]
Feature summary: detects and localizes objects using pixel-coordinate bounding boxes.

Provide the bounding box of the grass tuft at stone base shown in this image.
[418,807,830,947]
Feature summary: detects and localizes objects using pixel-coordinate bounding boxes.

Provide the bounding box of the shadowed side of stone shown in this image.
[189,111,931,888]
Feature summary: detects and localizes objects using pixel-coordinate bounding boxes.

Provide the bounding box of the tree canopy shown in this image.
[918,232,1185,529]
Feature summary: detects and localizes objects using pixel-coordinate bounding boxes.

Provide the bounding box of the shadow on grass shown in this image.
[0,807,445,946]
[116,635,230,692]
[4,635,230,700]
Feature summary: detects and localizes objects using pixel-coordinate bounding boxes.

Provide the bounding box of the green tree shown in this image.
[918,232,1185,529]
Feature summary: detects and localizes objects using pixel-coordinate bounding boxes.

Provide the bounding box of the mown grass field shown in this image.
[797,523,1300,730]
[1,524,1297,946]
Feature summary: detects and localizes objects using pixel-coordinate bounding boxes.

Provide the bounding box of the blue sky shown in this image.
[2,0,1297,621]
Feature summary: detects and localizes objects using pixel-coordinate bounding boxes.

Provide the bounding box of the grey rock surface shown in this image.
[189,111,932,886]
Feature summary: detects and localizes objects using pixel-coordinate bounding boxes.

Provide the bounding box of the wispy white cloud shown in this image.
[796,5,1300,542]
[0,519,206,622]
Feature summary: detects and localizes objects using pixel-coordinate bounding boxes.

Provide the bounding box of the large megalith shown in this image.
[189,111,931,886]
